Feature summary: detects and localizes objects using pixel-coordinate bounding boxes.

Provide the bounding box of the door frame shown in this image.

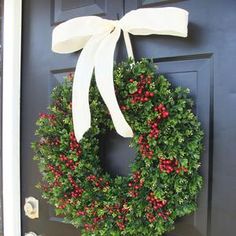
[2,0,22,235]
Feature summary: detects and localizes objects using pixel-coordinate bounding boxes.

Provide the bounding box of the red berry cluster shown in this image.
[46,165,63,189]
[138,104,170,159]
[146,192,170,221]
[146,192,167,211]
[146,209,170,222]
[128,171,144,197]
[83,215,105,232]
[57,198,71,210]
[68,174,84,198]
[147,104,169,139]
[53,181,61,187]
[106,203,129,231]
[39,113,56,126]
[69,132,82,156]
[138,135,154,159]
[39,113,56,120]
[116,221,125,231]
[83,223,95,232]
[77,210,86,216]
[148,121,160,139]
[129,75,154,104]
[157,211,171,221]
[78,202,106,232]
[154,103,169,119]
[115,204,129,231]
[47,180,62,188]
[146,212,156,223]
[159,157,188,174]
[159,158,178,174]
[47,164,62,179]
[59,154,78,171]
[86,175,110,189]
[176,166,188,174]
[120,105,129,111]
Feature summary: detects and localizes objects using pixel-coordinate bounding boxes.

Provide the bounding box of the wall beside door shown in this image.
[0,0,3,234]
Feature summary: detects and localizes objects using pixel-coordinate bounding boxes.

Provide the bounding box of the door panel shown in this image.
[53,0,115,24]
[21,0,236,235]
[138,0,183,7]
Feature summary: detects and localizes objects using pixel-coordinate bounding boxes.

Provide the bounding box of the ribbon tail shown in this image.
[73,32,109,142]
[123,31,134,59]
[95,28,134,138]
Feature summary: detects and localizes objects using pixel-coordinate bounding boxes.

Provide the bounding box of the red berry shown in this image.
[149,92,154,97]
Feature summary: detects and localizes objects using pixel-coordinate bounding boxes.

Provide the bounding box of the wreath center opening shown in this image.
[99,131,136,177]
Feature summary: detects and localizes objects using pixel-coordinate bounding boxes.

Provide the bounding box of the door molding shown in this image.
[2,0,22,235]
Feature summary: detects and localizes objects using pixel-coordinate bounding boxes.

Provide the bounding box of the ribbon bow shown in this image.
[52,7,189,142]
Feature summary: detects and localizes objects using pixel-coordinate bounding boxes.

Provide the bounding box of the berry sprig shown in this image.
[82,215,105,232]
[138,135,154,159]
[68,174,84,198]
[128,171,144,197]
[59,154,78,171]
[39,113,56,120]
[159,158,178,174]
[47,164,62,179]
[146,192,167,211]
[129,75,154,104]
[148,120,160,139]
[86,175,110,189]
[154,103,169,119]
[78,202,106,232]
[120,105,129,111]
[39,112,56,126]
[159,158,188,174]
[69,132,82,156]
[57,198,71,210]
[138,103,170,159]
[146,212,156,223]
[157,211,171,221]
[83,223,95,232]
[146,193,170,221]
[105,203,130,231]
[115,205,129,231]
[148,104,169,139]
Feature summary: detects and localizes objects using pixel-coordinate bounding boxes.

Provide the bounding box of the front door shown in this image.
[21,0,236,235]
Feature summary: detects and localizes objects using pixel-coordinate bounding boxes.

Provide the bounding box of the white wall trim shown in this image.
[2,0,22,235]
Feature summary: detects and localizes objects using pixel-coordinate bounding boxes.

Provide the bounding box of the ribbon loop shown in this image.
[119,8,188,37]
[52,7,189,142]
[52,16,114,53]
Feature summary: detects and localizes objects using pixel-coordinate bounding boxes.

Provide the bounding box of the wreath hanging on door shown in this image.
[32,59,203,236]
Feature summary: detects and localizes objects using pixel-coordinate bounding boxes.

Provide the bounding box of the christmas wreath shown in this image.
[32,59,203,236]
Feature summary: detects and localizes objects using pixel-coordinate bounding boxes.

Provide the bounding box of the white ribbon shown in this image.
[52,7,189,142]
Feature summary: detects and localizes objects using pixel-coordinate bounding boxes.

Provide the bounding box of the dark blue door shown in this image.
[21,0,236,235]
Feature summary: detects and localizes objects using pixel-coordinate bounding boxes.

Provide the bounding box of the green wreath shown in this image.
[32,59,203,236]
